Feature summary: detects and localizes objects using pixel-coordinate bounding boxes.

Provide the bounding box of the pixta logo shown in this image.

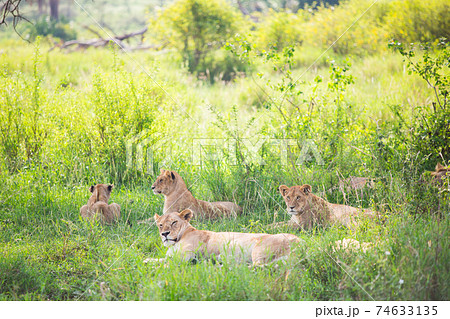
[127,131,323,172]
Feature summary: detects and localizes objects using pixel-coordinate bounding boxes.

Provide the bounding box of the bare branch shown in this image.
[83,25,103,38]
[115,27,148,41]
[1,0,27,27]
[51,27,162,52]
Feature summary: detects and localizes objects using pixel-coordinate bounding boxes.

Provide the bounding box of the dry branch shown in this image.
[51,26,161,52]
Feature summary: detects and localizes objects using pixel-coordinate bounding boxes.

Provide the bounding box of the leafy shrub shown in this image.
[149,0,246,78]
[384,0,450,44]
[301,0,449,55]
[389,39,450,166]
[253,9,306,51]
[302,0,390,55]
[196,47,250,83]
[26,16,77,42]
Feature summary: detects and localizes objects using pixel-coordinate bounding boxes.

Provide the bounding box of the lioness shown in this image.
[431,163,449,186]
[150,209,300,266]
[151,169,242,219]
[338,176,374,192]
[270,184,377,230]
[80,184,120,224]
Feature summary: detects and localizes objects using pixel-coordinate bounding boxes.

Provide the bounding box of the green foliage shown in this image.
[25,16,77,42]
[89,56,164,181]
[389,39,450,164]
[301,0,449,56]
[384,0,450,44]
[143,0,450,81]
[226,36,360,166]
[0,44,165,184]
[253,9,306,51]
[195,47,250,83]
[327,59,355,103]
[324,59,355,160]
[149,0,245,77]
[302,0,391,55]
[0,44,47,171]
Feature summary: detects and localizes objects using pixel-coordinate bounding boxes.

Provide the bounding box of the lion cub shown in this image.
[270,184,377,230]
[80,184,120,224]
[151,169,242,219]
[150,209,300,266]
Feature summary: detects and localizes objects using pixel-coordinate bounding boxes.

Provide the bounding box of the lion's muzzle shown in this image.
[160,231,177,246]
[152,186,162,194]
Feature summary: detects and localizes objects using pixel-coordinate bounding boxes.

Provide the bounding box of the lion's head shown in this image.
[89,184,114,203]
[152,169,177,195]
[154,209,193,247]
[279,184,312,216]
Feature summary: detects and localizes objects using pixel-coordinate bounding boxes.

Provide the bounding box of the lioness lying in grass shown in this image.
[151,169,242,219]
[146,209,300,266]
[80,184,120,224]
[270,184,377,230]
[431,163,449,186]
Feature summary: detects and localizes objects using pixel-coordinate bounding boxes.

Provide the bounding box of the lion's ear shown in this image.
[436,163,445,171]
[179,209,193,222]
[160,168,166,174]
[89,185,95,193]
[154,213,161,221]
[302,184,312,195]
[279,185,289,197]
[170,171,175,180]
[107,184,113,192]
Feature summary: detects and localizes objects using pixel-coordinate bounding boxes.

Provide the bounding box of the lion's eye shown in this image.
[159,224,162,228]
[159,179,163,182]
[296,196,300,200]
[287,196,290,200]
[171,221,177,226]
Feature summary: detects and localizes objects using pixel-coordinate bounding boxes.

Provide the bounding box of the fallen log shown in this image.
[50,26,163,52]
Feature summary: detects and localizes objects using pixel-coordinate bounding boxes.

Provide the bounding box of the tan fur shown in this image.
[339,176,374,192]
[151,210,300,266]
[431,163,449,186]
[80,184,120,224]
[151,169,242,219]
[270,184,377,230]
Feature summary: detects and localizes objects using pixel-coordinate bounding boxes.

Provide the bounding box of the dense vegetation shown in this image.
[0,0,448,300]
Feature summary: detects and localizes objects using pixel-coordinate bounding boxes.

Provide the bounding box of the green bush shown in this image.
[389,39,450,166]
[196,47,250,83]
[384,0,450,44]
[149,0,246,76]
[25,16,77,42]
[300,0,387,55]
[253,9,306,51]
[300,0,449,55]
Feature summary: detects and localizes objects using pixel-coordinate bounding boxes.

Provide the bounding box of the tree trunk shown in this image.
[49,0,59,20]
[38,0,44,15]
